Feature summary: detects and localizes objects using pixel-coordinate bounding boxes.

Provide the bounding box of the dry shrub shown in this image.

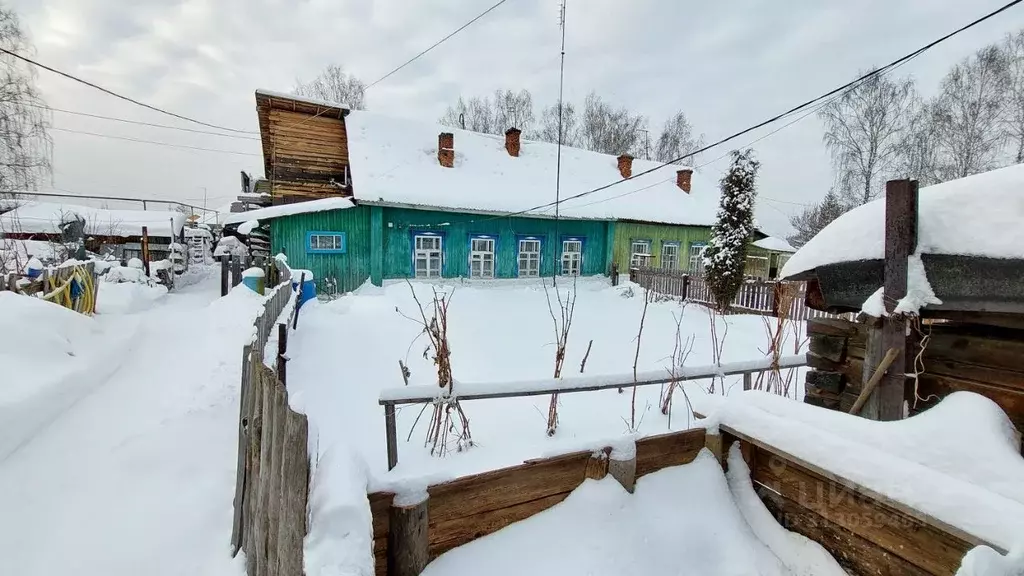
[544,276,578,436]
[397,281,473,457]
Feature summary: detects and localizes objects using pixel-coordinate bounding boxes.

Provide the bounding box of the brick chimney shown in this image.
[505,127,521,157]
[438,132,454,168]
[676,168,693,193]
[617,154,633,179]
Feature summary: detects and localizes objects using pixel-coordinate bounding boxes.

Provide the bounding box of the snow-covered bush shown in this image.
[105,264,157,286]
[703,149,759,311]
[213,235,248,258]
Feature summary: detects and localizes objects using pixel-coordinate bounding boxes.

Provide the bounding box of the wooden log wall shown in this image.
[259,99,351,203]
[805,317,1024,433]
[367,427,706,576]
[720,425,993,576]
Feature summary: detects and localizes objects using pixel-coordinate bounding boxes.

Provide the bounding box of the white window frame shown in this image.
[518,238,541,278]
[745,255,770,280]
[469,236,495,279]
[630,240,651,268]
[561,239,583,276]
[688,243,706,274]
[661,242,679,271]
[413,234,443,279]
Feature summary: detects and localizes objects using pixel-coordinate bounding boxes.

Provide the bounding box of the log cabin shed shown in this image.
[249,90,742,292]
[779,166,1024,430]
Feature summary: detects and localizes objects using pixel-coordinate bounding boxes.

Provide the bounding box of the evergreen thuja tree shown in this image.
[703,149,760,311]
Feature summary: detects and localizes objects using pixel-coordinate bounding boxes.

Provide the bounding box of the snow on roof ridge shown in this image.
[256,88,351,111]
[781,164,1024,278]
[221,196,356,225]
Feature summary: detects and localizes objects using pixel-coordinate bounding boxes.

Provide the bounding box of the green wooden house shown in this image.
[237,90,783,293]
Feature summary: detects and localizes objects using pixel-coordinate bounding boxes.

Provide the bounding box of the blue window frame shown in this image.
[560,236,585,276]
[515,235,544,278]
[411,230,444,278]
[306,231,346,254]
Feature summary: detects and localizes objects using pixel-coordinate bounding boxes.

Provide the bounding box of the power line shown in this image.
[51,126,261,157]
[31,103,260,140]
[491,0,1024,220]
[365,0,513,90]
[1,47,257,134]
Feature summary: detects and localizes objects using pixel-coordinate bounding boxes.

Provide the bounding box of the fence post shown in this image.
[277,323,288,386]
[743,372,752,391]
[141,226,151,277]
[682,274,690,301]
[384,403,398,470]
[387,494,429,576]
[221,255,230,296]
[608,449,637,494]
[231,255,242,288]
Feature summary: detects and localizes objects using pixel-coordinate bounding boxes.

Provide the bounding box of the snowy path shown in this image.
[0,274,264,576]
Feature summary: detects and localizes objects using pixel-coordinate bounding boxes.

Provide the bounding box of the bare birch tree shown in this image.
[294,64,366,109]
[1002,31,1024,163]
[655,111,705,165]
[537,102,580,147]
[895,97,942,186]
[0,7,50,203]
[579,92,647,156]
[931,46,1008,180]
[439,95,496,134]
[818,71,915,206]
[493,89,535,133]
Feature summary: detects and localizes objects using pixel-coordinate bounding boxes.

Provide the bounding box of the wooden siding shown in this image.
[611,221,711,271]
[256,92,351,203]
[269,206,372,293]
[381,208,609,279]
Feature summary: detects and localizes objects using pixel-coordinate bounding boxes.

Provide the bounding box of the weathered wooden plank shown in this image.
[806,370,846,394]
[230,344,253,555]
[914,372,1024,430]
[429,449,592,523]
[255,367,275,576]
[807,317,862,338]
[634,428,706,478]
[277,408,309,576]
[266,384,287,576]
[428,492,569,560]
[809,334,847,364]
[758,488,931,576]
[388,498,429,576]
[244,353,265,574]
[751,445,975,574]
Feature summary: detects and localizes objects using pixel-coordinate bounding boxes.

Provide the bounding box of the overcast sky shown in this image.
[11,0,1024,237]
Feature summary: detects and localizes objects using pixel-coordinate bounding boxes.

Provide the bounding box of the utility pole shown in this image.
[553,0,567,280]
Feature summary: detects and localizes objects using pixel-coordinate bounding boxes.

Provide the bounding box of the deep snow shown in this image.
[698,390,1024,551]
[0,270,264,576]
[422,450,844,576]
[288,278,806,576]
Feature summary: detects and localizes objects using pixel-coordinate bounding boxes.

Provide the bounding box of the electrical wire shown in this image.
[365,0,513,90]
[29,103,260,140]
[51,126,261,157]
[482,0,1024,220]
[0,47,257,134]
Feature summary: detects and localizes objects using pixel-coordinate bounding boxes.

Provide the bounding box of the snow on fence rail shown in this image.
[369,419,993,576]
[628,267,852,322]
[716,425,1000,575]
[377,354,806,470]
[230,279,310,576]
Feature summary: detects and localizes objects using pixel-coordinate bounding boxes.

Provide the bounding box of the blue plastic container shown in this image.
[290,269,316,308]
[241,267,266,295]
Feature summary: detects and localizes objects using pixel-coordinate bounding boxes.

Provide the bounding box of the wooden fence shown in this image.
[717,425,999,575]
[369,420,996,576]
[368,427,708,576]
[230,281,311,576]
[378,354,807,471]
[629,266,850,322]
[1,261,99,315]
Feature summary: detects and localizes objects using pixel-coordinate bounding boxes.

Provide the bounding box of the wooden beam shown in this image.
[387,496,429,576]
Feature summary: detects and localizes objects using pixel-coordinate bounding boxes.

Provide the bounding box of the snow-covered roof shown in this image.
[255,88,350,112]
[343,111,721,226]
[0,201,185,238]
[220,197,356,225]
[752,236,795,253]
[782,164,1024,279]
